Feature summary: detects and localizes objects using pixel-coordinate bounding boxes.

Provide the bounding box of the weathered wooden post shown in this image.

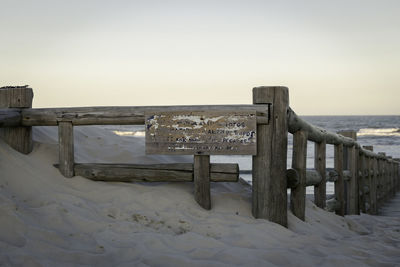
[314,141,326,209]
[58,121,74,177]
[377,153,385,208]
[252,86,288,227]
[358,153,367,213]
[334,143,345,216]
[373,156,379,214]
[290,130,307,220]
[388,157,395,197]
[394,159,400,191]
[392,160,396,196]
[0,86,33,154]
[365,156,372,214]
[338,131,359,215]
[194,155,211,210]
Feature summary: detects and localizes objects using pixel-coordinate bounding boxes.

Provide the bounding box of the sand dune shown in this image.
[0,126,399,266]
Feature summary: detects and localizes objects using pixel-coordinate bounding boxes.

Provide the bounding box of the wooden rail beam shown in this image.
[20,105,270,126]
[71,163,239,182]
[0,108,21,127]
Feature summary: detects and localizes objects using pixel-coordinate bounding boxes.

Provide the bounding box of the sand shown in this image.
[1,126,399,266]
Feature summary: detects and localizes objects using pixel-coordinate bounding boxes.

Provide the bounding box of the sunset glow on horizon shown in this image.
[2,0,399,115]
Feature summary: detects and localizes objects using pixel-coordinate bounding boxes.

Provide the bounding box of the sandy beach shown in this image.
[1,125,399,266]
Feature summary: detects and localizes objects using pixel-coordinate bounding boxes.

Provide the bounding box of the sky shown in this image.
[1,0,399,115]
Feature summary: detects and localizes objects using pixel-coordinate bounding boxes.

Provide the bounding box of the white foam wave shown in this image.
[113,130,146,137]
[357,128,400,137]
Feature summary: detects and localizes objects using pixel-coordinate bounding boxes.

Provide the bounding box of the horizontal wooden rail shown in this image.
[0,108,21,127]
[0,105,270,126]
[286,168,342,189]
[288,108,388,159]
[54,163,239,182]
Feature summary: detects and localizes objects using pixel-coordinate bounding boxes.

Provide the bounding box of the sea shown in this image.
[113,116,400,195]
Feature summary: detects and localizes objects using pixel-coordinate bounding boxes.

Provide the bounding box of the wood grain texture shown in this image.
[371,157,378,214]
[288,108,388,160]
[252,86,288,227]
[58,121,74,178]
[0,109,21,127]
[339,131,359,215]
[290,130,307,221]
[145,110,257,155]
[0,87,33,154]
[194,155,211,210]
[334,144,345,216]
[286,169,329,188]
[21,105,269,126]
[358,154,366,213]
[286,168,299,188]
[314,141,326,209]
[71,163,238,182]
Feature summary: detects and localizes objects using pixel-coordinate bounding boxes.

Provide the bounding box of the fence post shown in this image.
[0,86,33,154]
[314,141,326,209]
[290,130,307,220]
[194,155,211,210]
[392,160,396,196]
[388,157,395,197]
[252,86,288,227]
[334,143,345,216]
[359,153,366,213]
[377,153,385,208]
[394,159,400,192]
[338,131,359,215]
[58,121,74,177]
[373,157,379,214]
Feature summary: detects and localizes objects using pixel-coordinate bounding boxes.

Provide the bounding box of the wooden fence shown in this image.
[1,85,399,227]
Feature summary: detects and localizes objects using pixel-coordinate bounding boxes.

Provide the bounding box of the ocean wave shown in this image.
[113,130,146,137]
[357,128,400,137]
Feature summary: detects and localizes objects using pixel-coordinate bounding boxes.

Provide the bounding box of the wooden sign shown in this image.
[145,110,257,155]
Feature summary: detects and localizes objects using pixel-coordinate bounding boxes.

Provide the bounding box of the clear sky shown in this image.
[1,0,399,115]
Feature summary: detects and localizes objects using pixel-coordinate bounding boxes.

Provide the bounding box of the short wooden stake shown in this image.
[0,86,33,154]
[314,141,326,209]
[58,121,74,177]
[334,144,345,216]
[194,155,211,210]
[252,86,289,227]
[290,130,307,221]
